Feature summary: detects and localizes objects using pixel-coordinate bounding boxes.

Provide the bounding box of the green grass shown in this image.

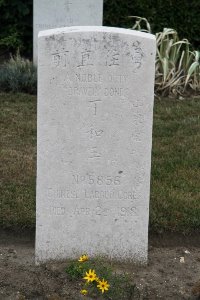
[150,98,200,233]
[0,93,200,233]
[0,93,36,229]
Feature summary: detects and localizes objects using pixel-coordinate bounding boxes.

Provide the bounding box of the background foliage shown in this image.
[103,0,200,50]
[0,0,33,58]
[0,0,199,58]
[0,53,37,94]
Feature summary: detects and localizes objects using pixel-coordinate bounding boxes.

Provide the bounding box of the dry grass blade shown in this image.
[129,16,152,33]
[130,17,200,97]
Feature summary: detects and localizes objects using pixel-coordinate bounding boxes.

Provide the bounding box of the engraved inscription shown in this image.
[50,206,65,216]
[36,23,73,30]
[119,206,136,217]
[52,51,69,67]
[47,188,79,199]
[108,74,128,83]
[62,86,129,98]
[73,206,109,217]
[89,147,101,159]
[76,73,103,83]
[64,206,137,217]
[64,86,102,97]
[72,174,121,185]
[78,50,94,67]
[131,41,144,69]
[104,87,129,97]
[106,50,120,66]
[58,72,130,100]
[87,127,104,139]
[84,190,135,200]
[89,99,102,116]
[64,0,72,11]
[46,187,136,200]
[50,36,144,70]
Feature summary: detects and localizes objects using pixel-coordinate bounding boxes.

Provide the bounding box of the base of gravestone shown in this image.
[35,251,148,266]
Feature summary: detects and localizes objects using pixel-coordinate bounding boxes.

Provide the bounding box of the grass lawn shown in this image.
[0,93,200,233]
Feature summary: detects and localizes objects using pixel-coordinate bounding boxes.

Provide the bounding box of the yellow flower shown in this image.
[83,269,97,283]
[78,254,89,262]
[80,289,88,296]
[97,278,110,293]
[95,276,100,283]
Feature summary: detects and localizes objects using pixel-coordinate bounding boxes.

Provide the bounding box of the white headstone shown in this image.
[36,26,156,264]
[33,0,103,64]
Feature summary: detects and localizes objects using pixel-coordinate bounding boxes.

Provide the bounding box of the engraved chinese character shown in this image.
[52,51,69,67]
[78,50,94,67]
[106,50,120,66]
[89,147,101,159]
[89,99,102,116]
[130,149,136,155]
[131,41,144,69]
[52,53,61,67]
[87,127,104,139]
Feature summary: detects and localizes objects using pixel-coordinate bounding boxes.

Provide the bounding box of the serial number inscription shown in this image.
[73,174,121,185]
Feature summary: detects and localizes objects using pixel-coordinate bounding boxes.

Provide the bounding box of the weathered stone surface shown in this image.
[36,26,156,264]
[33,0,103,64]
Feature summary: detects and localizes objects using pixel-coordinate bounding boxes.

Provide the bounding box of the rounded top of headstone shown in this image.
[38,26,156,41]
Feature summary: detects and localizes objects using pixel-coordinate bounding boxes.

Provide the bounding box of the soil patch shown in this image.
[0,234,199,299]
